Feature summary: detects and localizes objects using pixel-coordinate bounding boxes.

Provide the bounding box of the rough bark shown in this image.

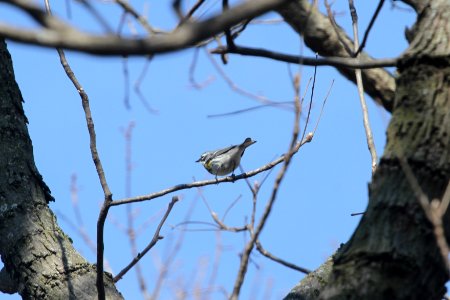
[277,0,396,112]
[286,1,450,299]
[0,39,123,299]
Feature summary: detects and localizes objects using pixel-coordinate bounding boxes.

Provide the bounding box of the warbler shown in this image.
[196,137,256,179]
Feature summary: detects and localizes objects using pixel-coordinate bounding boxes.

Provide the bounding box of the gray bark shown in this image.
[285,0,450,299]
[0,39,123,299]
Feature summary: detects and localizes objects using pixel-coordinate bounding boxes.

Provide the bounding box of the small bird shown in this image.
[196,137,256,179]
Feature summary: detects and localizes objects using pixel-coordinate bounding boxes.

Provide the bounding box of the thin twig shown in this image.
[250,182,259,232]
[205,48,283,106]
[172,0,184,20]
[77,0,114,34]
[350,211,365,216]
[300,56,318,142]
[222,195,244,222]
[255,239,311,274]
[211,45,397,69]
[189,47,215,89]
[207,101,294,118]
[349,0,378,175]
[115,0,162,34]
[113,196,179,282]
[211,212,249,232]
[197,187,248,232]
[133,56,159,114]
[354,0,385,56]
[312,79,334,135]
[179,0,207,25]
[221,0,236,64]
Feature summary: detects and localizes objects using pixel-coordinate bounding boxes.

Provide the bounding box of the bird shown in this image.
[196,137,256,180]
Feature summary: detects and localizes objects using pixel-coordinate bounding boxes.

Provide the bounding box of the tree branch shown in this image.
[348,0,378,174]
[211,44,398,69]
[0,0,289,55]
[113,196,179,282]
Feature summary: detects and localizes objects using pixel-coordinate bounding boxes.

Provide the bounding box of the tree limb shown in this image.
[211,44,398,69]
[0,0,289,55]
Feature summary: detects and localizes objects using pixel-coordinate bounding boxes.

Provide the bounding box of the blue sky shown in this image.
[0,1,415,299]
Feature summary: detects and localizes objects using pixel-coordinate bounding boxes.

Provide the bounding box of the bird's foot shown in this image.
[230,173,236,182]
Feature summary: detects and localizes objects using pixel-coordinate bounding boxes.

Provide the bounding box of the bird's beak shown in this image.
[195,158,201,162]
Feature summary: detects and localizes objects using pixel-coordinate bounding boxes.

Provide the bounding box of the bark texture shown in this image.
[286,0,450,299]
[0,39,123,299]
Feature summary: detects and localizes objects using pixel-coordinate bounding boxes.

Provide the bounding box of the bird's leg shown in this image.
[231,163,236,182]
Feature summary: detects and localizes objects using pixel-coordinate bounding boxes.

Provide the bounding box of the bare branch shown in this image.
[113,196,179,282]
[179,0,208,25]
[312,79,334,135]
[255,239,311,274]
[197,188,248,232]
[348,0,378,175]
[189,48,215,89]
[300,58,317,142]
[211,44,398,69]
[205,48,284,106]
[133,56,159,114]
[0,0,289,55]
[354,0,385,56]
[114,0,161,34]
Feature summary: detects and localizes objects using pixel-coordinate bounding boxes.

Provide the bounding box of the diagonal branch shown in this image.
[113,196,179,282]
[255,239,311,274]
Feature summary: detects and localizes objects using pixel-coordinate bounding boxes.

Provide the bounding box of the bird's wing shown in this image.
[211,145,236,157]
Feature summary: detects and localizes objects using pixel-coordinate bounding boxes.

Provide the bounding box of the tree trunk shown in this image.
[286,1,450,299]
[0,39,123,299]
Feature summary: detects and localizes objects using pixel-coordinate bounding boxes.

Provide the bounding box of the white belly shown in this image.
[208,154,241,176]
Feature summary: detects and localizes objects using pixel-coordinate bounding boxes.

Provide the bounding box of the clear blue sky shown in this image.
[1,1,415,299]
